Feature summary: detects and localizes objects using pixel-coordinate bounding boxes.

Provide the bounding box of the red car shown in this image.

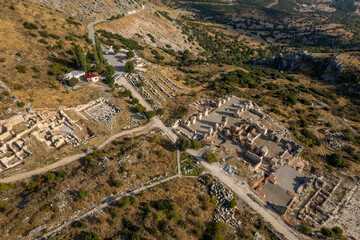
[117,59,123,63]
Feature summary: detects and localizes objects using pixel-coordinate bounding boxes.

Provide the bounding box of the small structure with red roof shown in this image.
[84,72,99,82]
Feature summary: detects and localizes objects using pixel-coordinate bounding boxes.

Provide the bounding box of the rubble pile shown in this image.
[208,179,241,228]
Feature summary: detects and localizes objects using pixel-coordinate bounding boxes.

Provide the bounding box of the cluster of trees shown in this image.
[321,226,343,238]
[97,29,144,50]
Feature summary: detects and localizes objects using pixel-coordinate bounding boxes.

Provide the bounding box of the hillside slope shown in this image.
[95,9,202,53]
[33,0,143,21]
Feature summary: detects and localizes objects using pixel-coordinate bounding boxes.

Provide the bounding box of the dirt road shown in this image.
[201,161,300,240]
[0,119,158,183]
[43,174,178,239]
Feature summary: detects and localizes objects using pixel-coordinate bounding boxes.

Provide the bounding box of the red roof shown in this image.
[85,72,99,79]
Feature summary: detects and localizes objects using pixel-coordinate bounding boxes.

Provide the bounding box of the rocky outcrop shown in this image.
[34,0,143,21]
[252,51,360,96]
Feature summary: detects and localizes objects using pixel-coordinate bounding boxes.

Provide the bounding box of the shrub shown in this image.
[16,65,27,73]
[0,183,9,191]
[327,153,344,168]
[23,22,38,30]
[343,129,357,143]
[156,108,164,115]
[204,221,228,240]
[27,181,39,191]
[47,172,56,182]
[118,196,134,209]
[155,199,174,212]
[300,223,312,235]
[17,102,25,108]
[72,221,87,228]
[332,226,343,236]
[175,135,191,151]
[78,190,90,200]
[301,129,321,147]
[191,140,201,149]
[157,149,165,157]
[206,153,218,163]
[125,61,135,73]
[321,228,335,238]
[0,200,8,212]
[178,219,187,229]
[81,232,99,240]
[126,51,134,59]
[145,111,156,119]
[135,104,146,113]
[229,198,237,208]
[67,77,79,87]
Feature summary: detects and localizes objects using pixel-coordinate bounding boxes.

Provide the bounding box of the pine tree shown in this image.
[73,44,88,72]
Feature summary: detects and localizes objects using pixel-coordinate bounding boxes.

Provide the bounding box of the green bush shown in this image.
[67,77,79,87]
[78,189,90,200]
[343,129,357,143]
[72,221,87,228]
[206,153,218,163]
[321,227,335,238]
[16,65,27,73]
[0,200,8,212]
[135,104,146,113]
[175,135,191,151]
[126,51,135,59]
[125,61,135,73]
[229,198,237,208]
[332,226,343,236]
[145,111,156,119]
[327,153,345,168]
[300,223,312,235]
[155,199,174,212]
[23,22,38,30]
[17,102,25,108]
[81,232,99,240]
[192,140,201,149]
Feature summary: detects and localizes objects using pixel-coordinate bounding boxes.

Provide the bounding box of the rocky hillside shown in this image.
[95,9,202,53]
[252,51,360,96]
[33,0,143,21]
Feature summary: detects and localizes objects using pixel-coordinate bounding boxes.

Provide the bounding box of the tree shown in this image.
[206,153,218,163]
[135,104,146,113]
[145,111,156,119]
[204,221,228,240]
[125,61,135,73]
[156,108,164,115]
[73,44,88,72]
[67,77,79,87]
[332,226,343,236]
[126,51,135,59]
[327,153,344,168]
[229,198,237,208]
[94,37,105,64]
[321,228,335,238]
[191,140,201,149]
[104,65,115,85]
[92,45,99,64]
[175,135,191,151]
[82,232,99,240]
